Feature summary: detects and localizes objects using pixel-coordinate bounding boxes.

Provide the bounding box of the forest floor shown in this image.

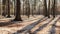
[0,15,60,34]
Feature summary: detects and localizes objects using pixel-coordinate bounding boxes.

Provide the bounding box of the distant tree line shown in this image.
[0,0,57,21]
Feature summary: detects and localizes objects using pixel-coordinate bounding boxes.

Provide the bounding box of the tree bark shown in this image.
[27,0,30,18]
[23,0,25,15]
[44,0,48,17]
[25,0,30,18]
[7,0,11,18]
[52,0,55,18]
[34,0,36,15]
[13,0,16,16]
[14,0,22,21]
[47,0,50,18]
[2,0,6,16]
[32,5,34,16]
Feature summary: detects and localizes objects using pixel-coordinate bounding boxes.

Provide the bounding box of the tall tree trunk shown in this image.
[47,0,50,18]
[44,0,48,17]
[38,5,40,15]
[7,0,11,18]
[23,0,24,15]
[34,0,36,15]
[14,0,16,16]
[2,0,6,16]
[32,5,34,16]
[14,0,22,21]
[44,0,50,18]
[27,0,30,18]
[25,0,30,18]
[25,0,28,16]
[52,0,55,18]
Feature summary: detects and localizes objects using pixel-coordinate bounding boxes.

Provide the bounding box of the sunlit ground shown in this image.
[0,15,60,34]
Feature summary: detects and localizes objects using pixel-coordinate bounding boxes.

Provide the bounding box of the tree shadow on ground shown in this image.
[0,20,22,27]
[49,19,59,34]
[0,17,44,27]
[13,17,48,34]
[31,18,53,34]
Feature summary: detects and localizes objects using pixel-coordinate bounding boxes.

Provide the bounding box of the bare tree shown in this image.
[7,0,11,18]
[25,0,30,18]
[44,0,47,16]
[44,0,50,18]
[32,4,34,16]
[23,0,25,15]
[52,0,56,18]
[38,5,40,15]
[47,0,50,18]
[27,0,30,18]
[14,0,22,21]
[12,0,16,16]
[34,0,36,15]
[2,0,7,16]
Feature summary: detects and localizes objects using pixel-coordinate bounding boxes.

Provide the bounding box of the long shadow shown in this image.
[0,17,39,27]
[13,17,48,34]
[0,21,13,27]
[49,18,59,34]
[0,17,43,27]
[0,21,22,27]
[32,18,54,34]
